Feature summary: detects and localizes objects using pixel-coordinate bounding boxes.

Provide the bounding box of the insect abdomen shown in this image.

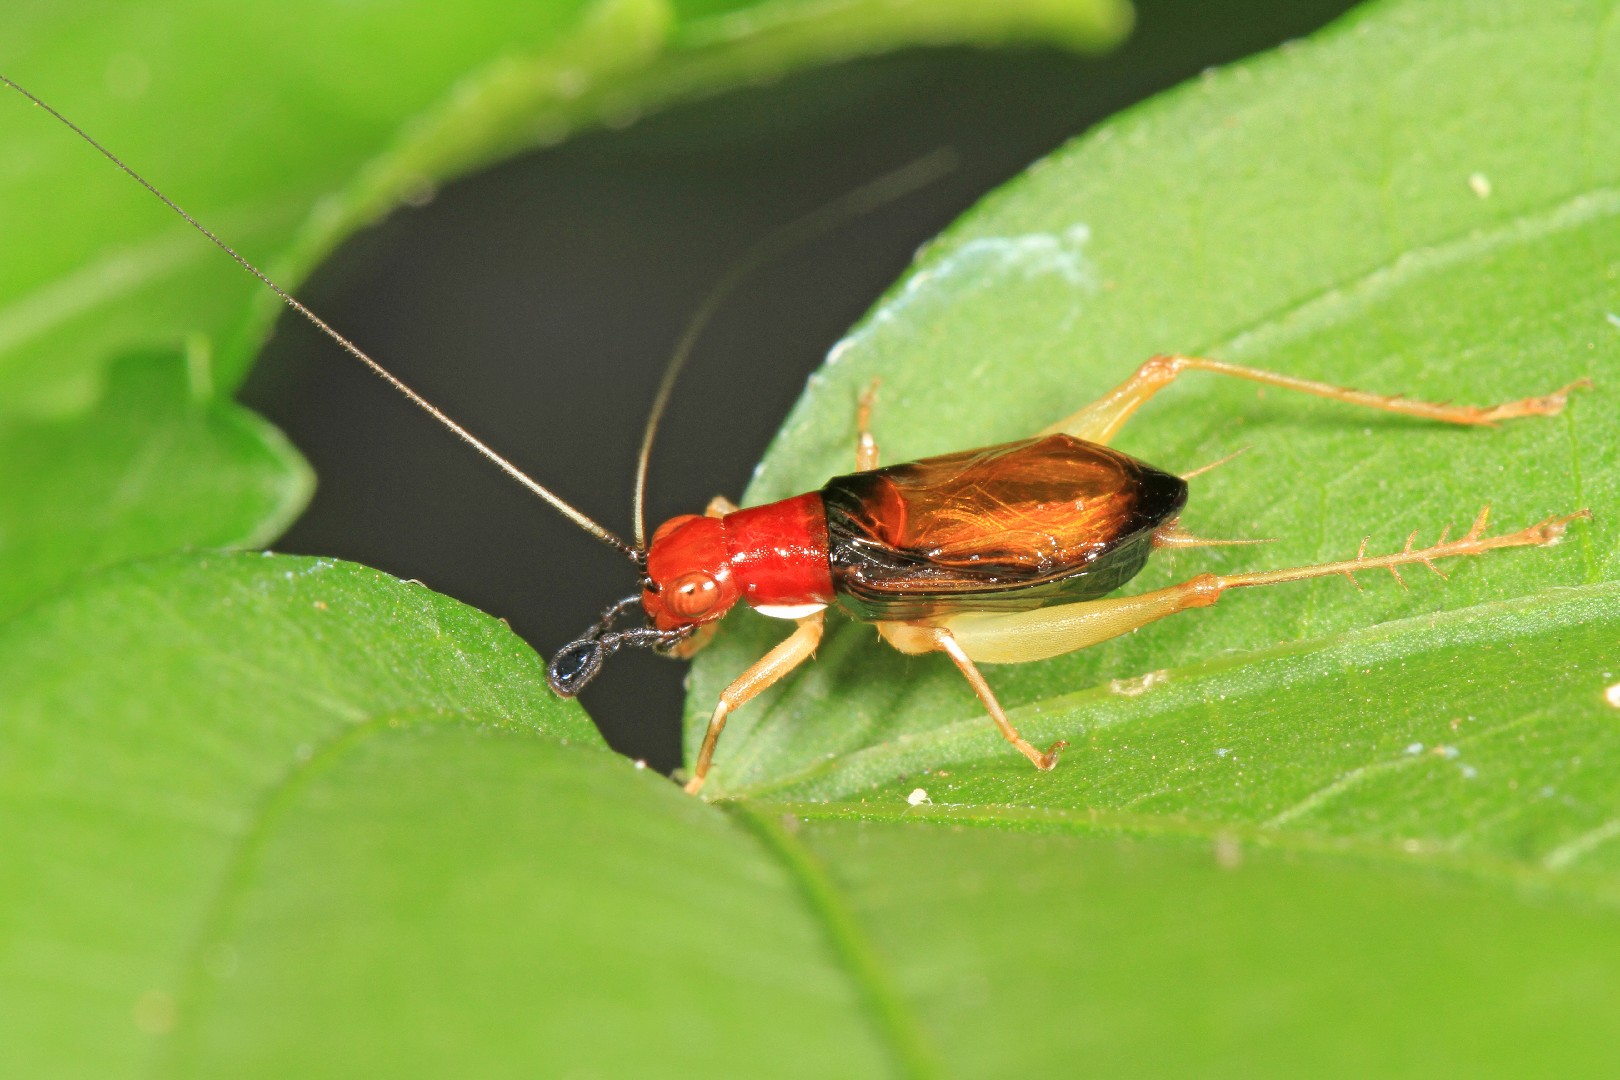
[821,434,1187,621]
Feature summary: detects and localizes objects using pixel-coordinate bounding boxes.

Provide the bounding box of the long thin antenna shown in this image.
[630,148,959,550]
[2,73,638,560]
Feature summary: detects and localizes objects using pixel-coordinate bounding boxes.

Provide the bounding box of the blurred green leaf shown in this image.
[0,0,1129,632]
[0,554,900,1078]
[0,0,1130,414]
[771,817,1620,1077]
[0,348,310,621]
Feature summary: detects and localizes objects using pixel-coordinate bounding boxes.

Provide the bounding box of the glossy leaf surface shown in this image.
[0,0,1129,413]
[0,555,896,1078]
[0,0,1127,643]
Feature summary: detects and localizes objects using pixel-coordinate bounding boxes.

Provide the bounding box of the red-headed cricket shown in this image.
[4,75,1589,796]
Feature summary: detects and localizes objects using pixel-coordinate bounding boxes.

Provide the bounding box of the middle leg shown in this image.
[877,622,1068,770]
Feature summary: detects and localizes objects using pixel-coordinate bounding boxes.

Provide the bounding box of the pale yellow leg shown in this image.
[856,379,881,471]
[931,508,1587,666]
[684,611,824,796]
[877,623,1069,770]
[1042,354,1586,446]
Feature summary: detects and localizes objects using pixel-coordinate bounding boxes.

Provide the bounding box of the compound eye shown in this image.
[663,571,721,621]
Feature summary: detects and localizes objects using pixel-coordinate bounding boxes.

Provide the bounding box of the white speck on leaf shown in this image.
[1109,669,1168,697]
[907,788,931,806]
[1468,171,1492,198]
[1605,682,1620,708]
[1405,742,1424,755]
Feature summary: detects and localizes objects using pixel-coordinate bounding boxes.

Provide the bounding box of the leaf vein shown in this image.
[1210,186,1620,368]
[755,800,1620,909]
[153,711,391,1076]
[1544,817,1620,871]
[726,803,937,1080]
[151,705,509,1076]
[1261,754,1423,829]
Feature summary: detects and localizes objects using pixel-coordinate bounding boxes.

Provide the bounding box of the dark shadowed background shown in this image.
[242,0,1359,772]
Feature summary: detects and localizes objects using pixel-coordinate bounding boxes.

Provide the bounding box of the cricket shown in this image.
[4,74,1590,797]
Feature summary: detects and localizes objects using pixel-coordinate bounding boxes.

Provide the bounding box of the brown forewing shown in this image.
[821,434,1187,620]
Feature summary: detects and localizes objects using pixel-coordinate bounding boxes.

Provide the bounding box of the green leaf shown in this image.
[740,582,1620,824]
[12,0,1620,1074]
[0,348,311,622]
[0,0,1128,636]
[0,0,1130,415]
[0,554,900,1078]
[0,0,1130,656]
[764,817,1620,1076]
[689,0,1620,803]
[669,0,1620,1066]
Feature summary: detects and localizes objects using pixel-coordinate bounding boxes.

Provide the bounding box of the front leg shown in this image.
[685,611,824,795]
